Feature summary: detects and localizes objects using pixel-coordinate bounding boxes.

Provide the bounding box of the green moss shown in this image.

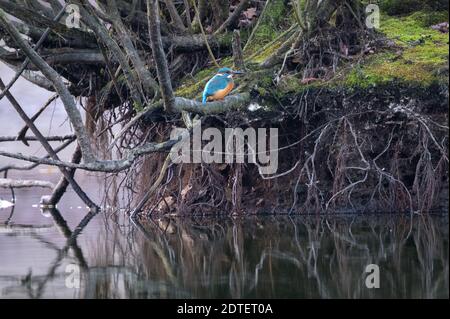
[176,9,448,99]
[341,10,449,88]
[243,0,289,55]
[250,40,283,64]
[380,0,448,15]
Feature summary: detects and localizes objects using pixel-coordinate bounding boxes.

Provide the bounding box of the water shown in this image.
[0,182,448,299]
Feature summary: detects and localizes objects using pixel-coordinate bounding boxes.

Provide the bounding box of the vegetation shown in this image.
[0,0,448,216]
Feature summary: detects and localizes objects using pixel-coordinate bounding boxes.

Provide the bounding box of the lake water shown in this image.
[0,181,448,299]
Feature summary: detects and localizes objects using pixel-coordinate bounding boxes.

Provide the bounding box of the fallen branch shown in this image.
[0,135,75,143]
[0,178,54,189]
[0,77,97,210]
[0,138,179,173]
[0,5,67,102]
[114,94,251,146]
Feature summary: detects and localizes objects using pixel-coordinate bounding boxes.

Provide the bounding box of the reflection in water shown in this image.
[1,205,447,298]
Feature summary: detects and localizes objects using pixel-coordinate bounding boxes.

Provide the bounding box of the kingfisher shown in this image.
[202,67,244,104]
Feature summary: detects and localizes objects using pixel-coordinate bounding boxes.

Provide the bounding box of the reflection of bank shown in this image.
[0,209,448,298]
[114,215,449,299]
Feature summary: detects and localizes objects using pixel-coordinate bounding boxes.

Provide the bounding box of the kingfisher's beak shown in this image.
[232,70,245,75]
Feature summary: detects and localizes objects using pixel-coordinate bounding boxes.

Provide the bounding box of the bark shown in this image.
[0,178,55,189]
[164,0,186,31]
[41,145,82,207]
[147,0,175,113]
[215,0,250,34]
[232,30,245,70]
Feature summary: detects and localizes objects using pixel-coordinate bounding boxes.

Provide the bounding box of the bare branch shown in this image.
[163,0,186,31]
[0,10,96,163]
[0,139,179,173]
[0,76,97,210]
[214,0,250,35]
[0,135,75,143]
[0,178,54,189]
[147,0,175,112]
[16,94,59,146]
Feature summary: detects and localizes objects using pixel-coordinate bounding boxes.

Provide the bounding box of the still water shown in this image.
[0,179,448,299]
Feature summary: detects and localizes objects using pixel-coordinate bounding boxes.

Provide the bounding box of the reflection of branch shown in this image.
[22,208,95,298]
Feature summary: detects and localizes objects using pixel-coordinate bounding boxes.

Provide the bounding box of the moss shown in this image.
[243,0,289,55]
[250,40,284,64]
[176,9,448,100]
[341,10,449,88]
[380,0,448,15]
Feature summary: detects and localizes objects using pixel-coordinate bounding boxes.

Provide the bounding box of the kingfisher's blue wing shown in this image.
[203,75,228,103]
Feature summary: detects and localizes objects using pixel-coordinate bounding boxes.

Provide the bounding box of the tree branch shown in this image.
[0,178,55,189]
[0,135,75,143]
[0,76,97,210]
[0,10,96,163]
[107,0,159,98]
[0,138,179,173]
[163,0,186,31]
[147,0,175,112]
[214,0,250,35]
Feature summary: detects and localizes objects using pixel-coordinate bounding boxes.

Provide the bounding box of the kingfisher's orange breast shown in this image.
[208,81,234,101]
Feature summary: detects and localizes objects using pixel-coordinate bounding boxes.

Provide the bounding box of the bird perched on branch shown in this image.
[202,68,244,104]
